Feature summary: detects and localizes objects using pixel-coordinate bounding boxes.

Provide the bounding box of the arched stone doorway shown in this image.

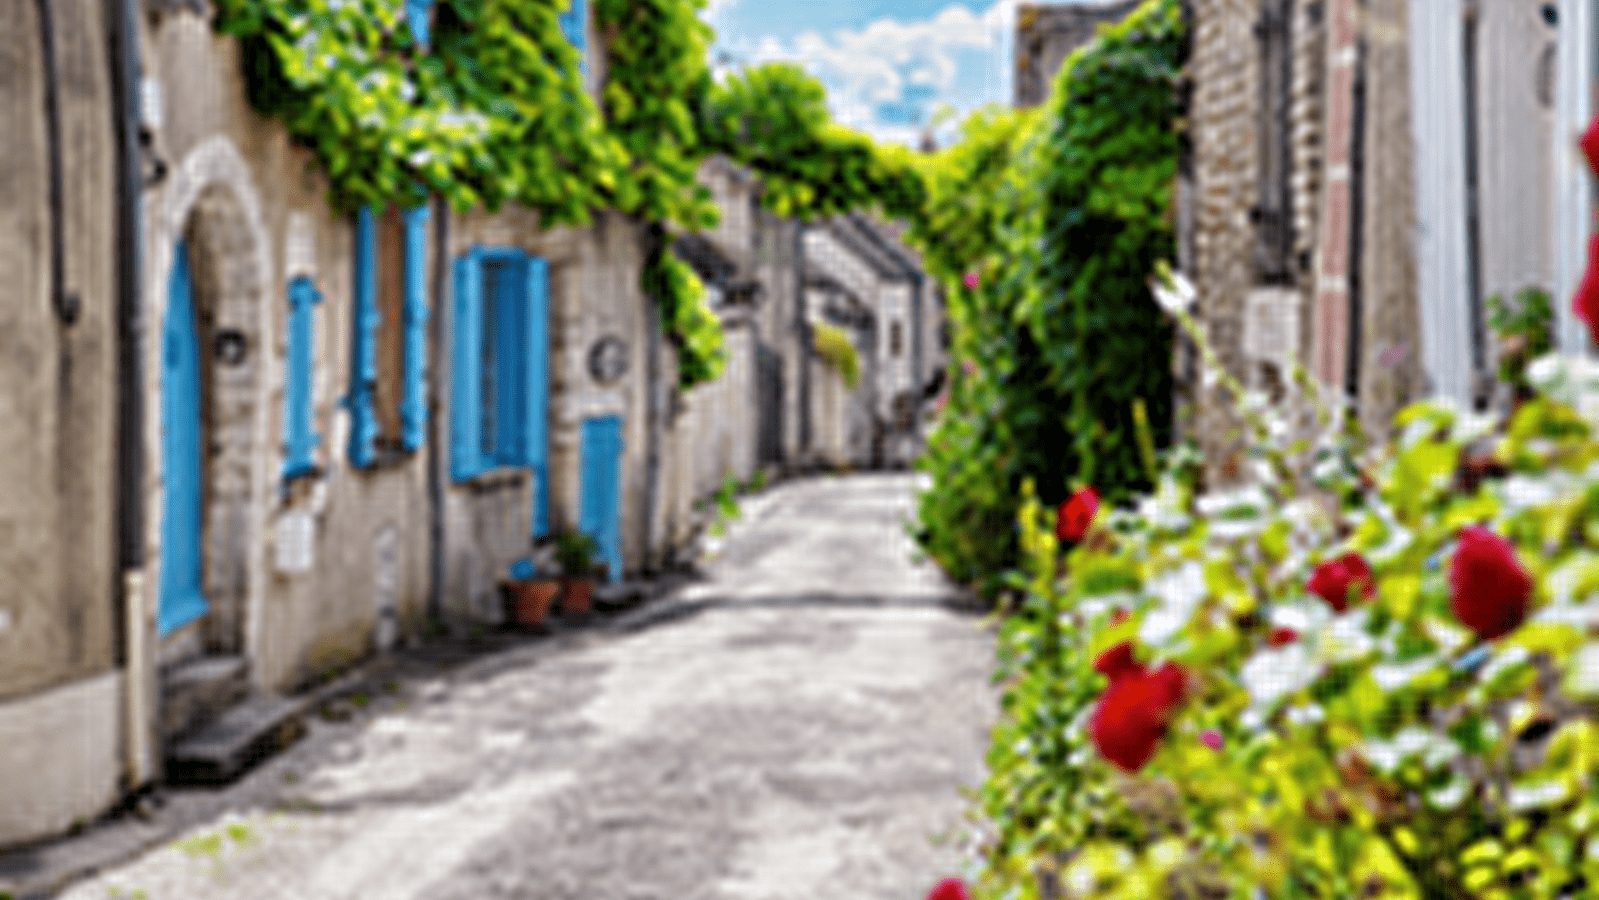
[146,138,273,722]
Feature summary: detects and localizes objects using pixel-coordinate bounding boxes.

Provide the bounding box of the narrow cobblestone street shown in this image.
[52,473,997,900]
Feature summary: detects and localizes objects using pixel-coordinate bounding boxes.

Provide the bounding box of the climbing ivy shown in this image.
[910,0,1184,600]
[214,0,624,220]
[698,63,927,224]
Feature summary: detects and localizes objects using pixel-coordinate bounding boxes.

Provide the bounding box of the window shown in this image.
[559,0,588,75]
[284,276,322,479]
[890,319,903,356]
[348,205,431,468]
[449,248,550,532]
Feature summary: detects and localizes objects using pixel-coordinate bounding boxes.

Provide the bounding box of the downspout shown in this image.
[642,221,663,573]
[426,196,448,622]
[1346,13,1368,408]
[795,222,811,464]
[107,0,152,786]
[37,0,78,329]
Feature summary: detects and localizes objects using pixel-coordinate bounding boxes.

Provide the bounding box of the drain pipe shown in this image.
[794,221,811,465]
[426,195,449,622]
[106,0,153,786]
[642,220,664,573]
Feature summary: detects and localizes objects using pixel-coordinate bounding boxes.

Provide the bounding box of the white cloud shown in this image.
[737,0,1020,146]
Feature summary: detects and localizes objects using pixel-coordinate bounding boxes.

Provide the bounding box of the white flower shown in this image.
[1138,561,1207,646]
[1371,657,1438,692]
[1149,268,1197,315]
[1566,643,1599,698]
[1508,779,1572,812]
[1240,643,1319,709]
[1496,474,1564,515]
[1317,611,1378,663]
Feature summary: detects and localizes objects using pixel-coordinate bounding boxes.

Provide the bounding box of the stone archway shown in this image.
[145,136,273,678]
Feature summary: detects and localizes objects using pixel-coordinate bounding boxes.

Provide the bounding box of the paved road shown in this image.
[55,473,998,900]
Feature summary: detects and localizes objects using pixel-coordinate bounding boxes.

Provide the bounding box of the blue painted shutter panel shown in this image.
[561,0,587,74]
[347,206,380,468]
[527,256,551,536]
[401,205,430,451]
[284,276,322,478]
[578,416,623,583]
[491,259,526,466]
[406,0,432,47]
[450,251,484,481]
[161,240,212,634]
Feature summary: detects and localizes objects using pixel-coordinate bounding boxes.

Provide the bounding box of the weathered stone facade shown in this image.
[1185,0,1425,486]
[1015,0,1143,107]
[0,3,937,852]
[0,0,125,848]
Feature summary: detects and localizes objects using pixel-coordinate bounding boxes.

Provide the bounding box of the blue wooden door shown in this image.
[578,415,623,584]
[159,241,210,635]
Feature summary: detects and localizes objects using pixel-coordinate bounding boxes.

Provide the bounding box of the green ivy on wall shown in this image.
[215,0,624,220]
[910,0,1185,600]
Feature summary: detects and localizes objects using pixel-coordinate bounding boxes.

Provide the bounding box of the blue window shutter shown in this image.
[347,206,380,468]
[491,257,527,467]
[450,250,484,481]
[406,0,433,48]
[401,205,431,451]
[284,276,322,478]
[526,256,551,536]
[560,0,587,74]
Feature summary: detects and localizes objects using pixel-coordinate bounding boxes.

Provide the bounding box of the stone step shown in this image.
[159,654,249,744]
[164,692,308,786]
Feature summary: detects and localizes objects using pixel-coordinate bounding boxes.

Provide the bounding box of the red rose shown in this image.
[1090,662,1188,773]
[1583,113,1599,175]
[1267,626,1300,647]
[1056,487,1101,544]
[963,271,980,291]
[1306,552,1376,613]
[926,878,971,900]
[1094,641,1145,683]
[1574,233,1599,347]
[1449,526,1533,641]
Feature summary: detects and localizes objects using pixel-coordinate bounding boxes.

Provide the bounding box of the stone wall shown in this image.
[0,0,124,848]
[1014,0,1143,108]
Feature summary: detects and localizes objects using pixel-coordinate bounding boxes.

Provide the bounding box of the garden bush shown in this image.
[961,267,1599,900]
[911,0,1184,601]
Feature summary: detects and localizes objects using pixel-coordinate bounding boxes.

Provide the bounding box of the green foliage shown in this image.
[911,0,1183,601]
[643,232,726,390]
[554,529,601,575]
[593,0,719,228]
[1488,287,1556,393]
[214,0,623,219]
[964,277,1599,900]
[700,63,927,223]
[812,321,862,390]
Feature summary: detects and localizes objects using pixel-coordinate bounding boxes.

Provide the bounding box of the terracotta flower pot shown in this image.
[561,576,597,618]
[504,578,559,628]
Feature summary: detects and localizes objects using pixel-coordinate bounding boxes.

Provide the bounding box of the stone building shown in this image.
[0,0,936,852]
[1178,0,1590,487]
[0,0,131,849]
[801,216,938,470]
[1014,0,1143,107]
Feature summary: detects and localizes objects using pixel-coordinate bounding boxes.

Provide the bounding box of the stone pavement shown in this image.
[43,473,999,900]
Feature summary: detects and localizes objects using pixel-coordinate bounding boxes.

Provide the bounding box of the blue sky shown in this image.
[702,0,1026,149]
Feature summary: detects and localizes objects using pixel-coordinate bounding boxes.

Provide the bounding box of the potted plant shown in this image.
[555,530,603,618]
[501,556,558,629]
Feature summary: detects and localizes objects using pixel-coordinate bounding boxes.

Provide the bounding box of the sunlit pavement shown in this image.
[53,473,998,900]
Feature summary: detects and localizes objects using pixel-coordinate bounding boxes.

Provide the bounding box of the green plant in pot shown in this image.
[555,530,603,618]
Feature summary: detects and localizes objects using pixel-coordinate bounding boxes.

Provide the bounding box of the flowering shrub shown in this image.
[963,265,1599,899]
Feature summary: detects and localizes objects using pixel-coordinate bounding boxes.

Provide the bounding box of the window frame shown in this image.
[348,204,431,469]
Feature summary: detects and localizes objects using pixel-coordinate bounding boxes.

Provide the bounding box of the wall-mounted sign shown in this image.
[588,335,630,384]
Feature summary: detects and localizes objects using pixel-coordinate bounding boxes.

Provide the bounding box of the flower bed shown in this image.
[956,261,1599,898]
